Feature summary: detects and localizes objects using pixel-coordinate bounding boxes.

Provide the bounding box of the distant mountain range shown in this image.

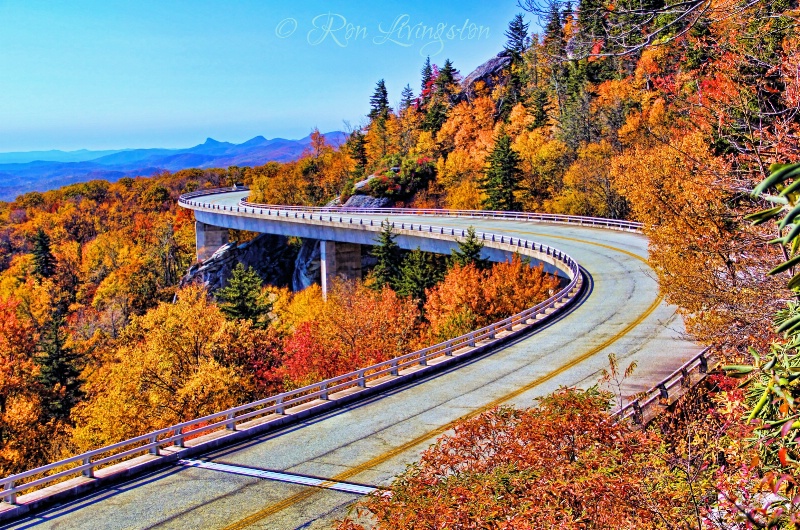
[0,131,347,202]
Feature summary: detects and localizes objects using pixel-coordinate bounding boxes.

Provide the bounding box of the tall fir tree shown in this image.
[345,130,368,178]
[577,0,606,39]
[422,100,449,133]
[31,228,56,279]
[370,221,404,290]
[400,84,415,111]
[479,133,523,211]
[397,248,444,309]
[505,14,530,59]
[500,15,531,121]
[543,1,566,57]
[528,87,550,129]
[451,226,490,269]
[369,79,391,121]
[216,263,270,327]
[423,59,458,133]
[436,59,458,100]
[420,56,433,95]
[36,312,82,421]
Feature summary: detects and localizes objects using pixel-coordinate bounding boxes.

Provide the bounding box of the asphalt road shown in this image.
[3,193,701,530]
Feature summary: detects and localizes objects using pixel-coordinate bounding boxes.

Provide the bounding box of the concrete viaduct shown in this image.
[1,187,705,530]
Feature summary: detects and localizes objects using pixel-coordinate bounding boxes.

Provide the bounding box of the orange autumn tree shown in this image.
[425,256,559,342]
[338,388,689,530]
[72,285,277,450]
[0,297,60,476]
[275,280,420,388]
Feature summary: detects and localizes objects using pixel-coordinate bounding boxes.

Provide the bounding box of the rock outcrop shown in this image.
[181,233,298,292]
[340,194,393,209]
[460,52,512,100]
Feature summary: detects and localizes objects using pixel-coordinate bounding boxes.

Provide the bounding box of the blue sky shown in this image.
[0,1,535,152]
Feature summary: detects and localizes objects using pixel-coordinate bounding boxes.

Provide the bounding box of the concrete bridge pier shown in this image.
[320,241,362,297]
[196,221,229,262]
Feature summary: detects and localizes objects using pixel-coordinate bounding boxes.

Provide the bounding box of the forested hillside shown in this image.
[1,0,799,525]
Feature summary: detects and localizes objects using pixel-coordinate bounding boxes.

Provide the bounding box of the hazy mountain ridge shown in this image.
[0,131,347,201]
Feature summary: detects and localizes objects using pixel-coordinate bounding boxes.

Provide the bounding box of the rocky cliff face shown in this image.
[292,239,321,291]
[181,233,298,292]
[460,52,512,101]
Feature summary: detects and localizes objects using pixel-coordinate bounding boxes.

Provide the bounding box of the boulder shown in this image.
[341,194,393,209]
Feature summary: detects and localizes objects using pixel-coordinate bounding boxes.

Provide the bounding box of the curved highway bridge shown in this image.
[1,189,703,530]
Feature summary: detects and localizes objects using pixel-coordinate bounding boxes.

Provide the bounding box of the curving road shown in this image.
[3,191,702,530]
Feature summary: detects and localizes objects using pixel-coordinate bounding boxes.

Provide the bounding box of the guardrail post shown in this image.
[276,397,285,415]
[489,326,496,339]
[468,333,476,347]
[681,367,691,388]
[225,412,236,431]
[320,383,329,400]
[390,360,399,376]
[419,353,427,366]
[632,400,643,424]
[82,457,94,478]
[699,353,708,373]
[658,384,669,404]
[175,427,185,448]
[506,320,513,331]
[358,370,366,387]
[149,435,159,455]
[4,481,16,504]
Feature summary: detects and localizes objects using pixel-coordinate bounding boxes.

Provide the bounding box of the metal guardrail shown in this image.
[178,186,643,233]
[1,191,586,505]
[614,346,715,424]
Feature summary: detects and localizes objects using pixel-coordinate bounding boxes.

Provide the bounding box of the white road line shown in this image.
[177,459,378,496]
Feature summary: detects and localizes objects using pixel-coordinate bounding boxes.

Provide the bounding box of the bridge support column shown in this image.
[320,241,362,298]
[196,222,229,262]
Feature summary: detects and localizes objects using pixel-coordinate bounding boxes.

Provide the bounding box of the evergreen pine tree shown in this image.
[499,15,530,123]
[529,87,550,129]
[543,1,566,57]
[451,227,490,269]
[422,100,449,133]
[370,221,403,290]
[420,56,433,94]
[479,133,523,211]
[436,59,458,101]
[345,130,368,178]
[36,312,82,421]
[505,14,530,59]
[577,0,606,39]
[31,228,56,278]
[216,263,270,327]
[369,79,391,121]
[397,248,444,308]
[400,84,415,111]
